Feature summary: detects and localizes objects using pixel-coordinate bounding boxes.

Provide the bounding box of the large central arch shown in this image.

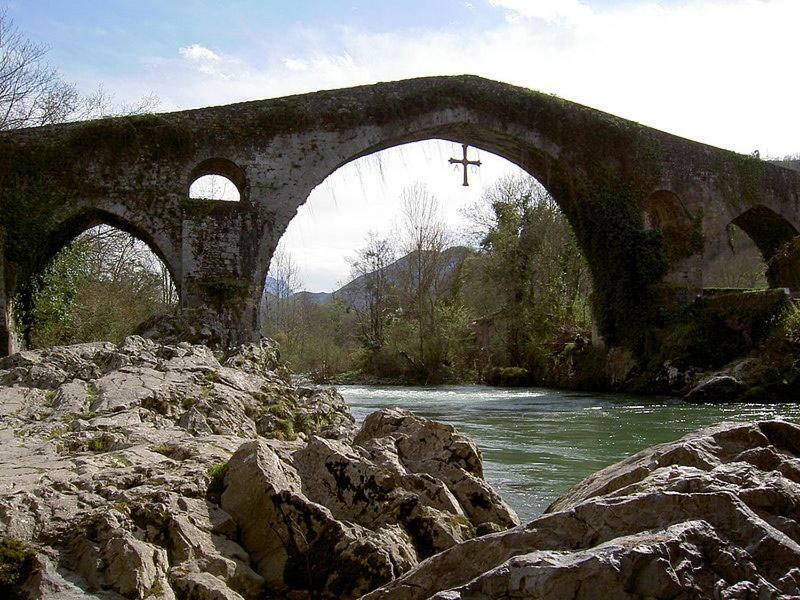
[254,105,679,349]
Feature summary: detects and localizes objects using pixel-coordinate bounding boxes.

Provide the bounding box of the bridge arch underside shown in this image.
[5,206,182,347]
[266,118,685,348]
[730,205,800,290]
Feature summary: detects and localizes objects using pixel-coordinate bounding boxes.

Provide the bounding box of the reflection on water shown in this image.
[340,384,800,523]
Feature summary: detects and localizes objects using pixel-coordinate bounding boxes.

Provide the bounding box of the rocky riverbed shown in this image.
[0,336,517,599]
[0,336,799,598]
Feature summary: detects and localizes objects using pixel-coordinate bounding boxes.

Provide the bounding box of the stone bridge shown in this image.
[2,75,800,356]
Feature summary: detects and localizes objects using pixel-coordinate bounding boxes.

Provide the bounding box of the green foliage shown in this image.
[0,537,35,599]
[87,434,112,453]
[485,367,530,387]
[274,417,297,440]
[467,176,594,370]
[206,461,229,501]
[652,290,789,370]
[264,298,359,380]
[25,226,177,348]
[66,114,193,162]
[777,300,800,345]
[733,153,766,208]
[151,443,198,460]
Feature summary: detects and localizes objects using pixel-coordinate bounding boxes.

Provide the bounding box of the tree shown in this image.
[397,182,450,375]
[464,174,592,369]
[0,9,157,131]
[29,226,178,347]
[262,247,302,336]
[348,233,397,350]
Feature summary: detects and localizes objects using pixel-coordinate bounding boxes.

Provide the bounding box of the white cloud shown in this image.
[117,0,799,158]
[177,43,235,77]
[283,57,309,71]
[489,0,592,23]
[178,43,220,63]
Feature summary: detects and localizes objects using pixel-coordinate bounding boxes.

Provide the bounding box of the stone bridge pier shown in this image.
[2,75,800,356]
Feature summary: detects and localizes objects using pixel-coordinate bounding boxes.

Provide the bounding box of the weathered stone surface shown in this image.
[136,308,233,351]
[7,336,799,599]
[0,338,513,599]
[365,420,800,599]
[684,373,747,403]
[355,408,519,529]
[217,408,521,598]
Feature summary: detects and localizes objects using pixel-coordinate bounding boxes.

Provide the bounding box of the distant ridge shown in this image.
[275,246,471,309]
[771,158,800,173]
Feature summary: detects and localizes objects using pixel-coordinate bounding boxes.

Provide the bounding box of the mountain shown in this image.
[286,246,472,309]
[771,158,800,173]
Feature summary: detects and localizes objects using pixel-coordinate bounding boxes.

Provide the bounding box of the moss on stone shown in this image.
[649,289,789,372]
[201,277,250,304]
[0,537,35,599]
[206,460,229,502]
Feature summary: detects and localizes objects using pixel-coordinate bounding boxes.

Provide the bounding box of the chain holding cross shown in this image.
[449,144,482,187]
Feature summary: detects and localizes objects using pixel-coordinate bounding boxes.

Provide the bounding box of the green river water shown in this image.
[339,384,800,523]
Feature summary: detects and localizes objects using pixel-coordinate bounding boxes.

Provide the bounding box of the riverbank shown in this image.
[0,337,517,599]
[339,384,800,520]
[321,291,800,404]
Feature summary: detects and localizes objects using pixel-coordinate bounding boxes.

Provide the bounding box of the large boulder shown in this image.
[136,308,233,350]
[365,420,800,599]
[684,373,747,403]
[216,409,519,598]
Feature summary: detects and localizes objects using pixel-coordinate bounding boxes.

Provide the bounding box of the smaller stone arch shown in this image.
[731,205,800,289]
[7,208,181,350]
[187,157,246,201]
[640,190,701,263]
[37,208,181,290]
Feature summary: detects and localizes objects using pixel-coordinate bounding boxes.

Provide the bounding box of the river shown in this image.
[339,384,800,523]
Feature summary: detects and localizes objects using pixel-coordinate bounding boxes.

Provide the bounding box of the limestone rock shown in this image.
[222,339,281,378]
[219,412,519,598]
[355,408,519,529]
[0,338,512,599]
[684,374,746,403]
[136,308,231,350]
[365,420,800,599]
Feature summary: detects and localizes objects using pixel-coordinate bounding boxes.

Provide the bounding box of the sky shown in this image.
[6,0,799,291]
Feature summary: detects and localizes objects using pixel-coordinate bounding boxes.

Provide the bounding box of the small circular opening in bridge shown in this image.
[24,225,178,348]
[189,175,240,202]
[188,157,246,202]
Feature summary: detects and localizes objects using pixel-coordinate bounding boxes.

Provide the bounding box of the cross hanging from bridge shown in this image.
[449,144,482,187]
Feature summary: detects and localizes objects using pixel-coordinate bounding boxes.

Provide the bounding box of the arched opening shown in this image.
[261,139,594,384]
[704,223,769,290]
[188,158,245,202]
[19,222,178,349]
[722,205,800,290]
[640,190,700,263]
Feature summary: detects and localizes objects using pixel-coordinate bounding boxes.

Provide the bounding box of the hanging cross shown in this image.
[449,144,482,187]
